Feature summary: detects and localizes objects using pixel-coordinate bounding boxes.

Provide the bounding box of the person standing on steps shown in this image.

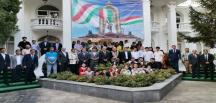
[22,49,38,84]
[0,48,11,86]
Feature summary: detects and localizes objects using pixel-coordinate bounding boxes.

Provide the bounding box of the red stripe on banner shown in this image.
[120,16,142,22]
[72,4,93,21]
[99,9,105,20]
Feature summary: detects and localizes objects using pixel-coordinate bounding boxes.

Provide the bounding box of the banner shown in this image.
[71,0,144,41]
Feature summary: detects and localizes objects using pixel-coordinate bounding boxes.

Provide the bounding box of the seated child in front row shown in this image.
[79,63,87,76]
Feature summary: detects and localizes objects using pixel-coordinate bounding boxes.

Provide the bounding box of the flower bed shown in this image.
[48,69,176,87]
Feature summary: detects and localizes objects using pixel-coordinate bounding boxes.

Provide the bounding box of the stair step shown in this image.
[0,84,41,93]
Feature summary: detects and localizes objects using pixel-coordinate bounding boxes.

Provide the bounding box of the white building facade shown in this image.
[8,0,201,54]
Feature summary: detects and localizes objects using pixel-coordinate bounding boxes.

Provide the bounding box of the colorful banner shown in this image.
[71,0,144,40]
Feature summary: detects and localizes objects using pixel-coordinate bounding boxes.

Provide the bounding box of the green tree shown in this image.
[0,0,20,44]
[180,0,216,47]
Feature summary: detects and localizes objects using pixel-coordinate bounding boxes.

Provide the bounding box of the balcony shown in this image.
[31,18,63,31]
[177,22,192,33]
[152,21,160,32]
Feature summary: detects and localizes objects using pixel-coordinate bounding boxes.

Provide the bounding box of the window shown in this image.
[37,5,60,18]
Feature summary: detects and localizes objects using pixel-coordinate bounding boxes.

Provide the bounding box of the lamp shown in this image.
[42,0,48,4]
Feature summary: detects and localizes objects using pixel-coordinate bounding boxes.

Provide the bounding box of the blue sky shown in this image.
[72,0,144,38]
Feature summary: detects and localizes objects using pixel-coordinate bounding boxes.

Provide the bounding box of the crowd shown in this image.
[0,36,215,86]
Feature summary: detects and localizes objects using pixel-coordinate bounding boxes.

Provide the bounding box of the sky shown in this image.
[71,0,144,38]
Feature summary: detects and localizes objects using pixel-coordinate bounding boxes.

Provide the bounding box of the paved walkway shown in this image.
[0,81,216,103]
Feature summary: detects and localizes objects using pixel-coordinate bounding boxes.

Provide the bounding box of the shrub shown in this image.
[48,73,58,79]
[76,76,88,82]
[56,71,74,80]
[94,75,110,85]
[67,75,78,81]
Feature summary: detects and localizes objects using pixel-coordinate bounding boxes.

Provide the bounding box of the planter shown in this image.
[39,73,182,103]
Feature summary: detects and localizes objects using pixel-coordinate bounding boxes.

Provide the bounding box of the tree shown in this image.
[0,0,20,44]
[179,0,216,47]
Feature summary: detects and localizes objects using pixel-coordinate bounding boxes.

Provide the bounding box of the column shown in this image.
[167,2,177,48]
[63,0,72,51]
[142,0,151,47]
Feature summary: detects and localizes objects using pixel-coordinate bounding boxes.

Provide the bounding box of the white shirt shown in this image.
[16,55,22,65]
[131,51,139,59]
[68,52,78,64]
[124,43,130,48]
[1,53,6,60]
[125,51,128,59]
[144,51,154,62]
[74,44,83,52]
[154,51,164,62]
[32,44,40,51]
[138,50,145,58]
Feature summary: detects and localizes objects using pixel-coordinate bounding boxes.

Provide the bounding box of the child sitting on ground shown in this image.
[85,67,94,79]
[79,63,87,76]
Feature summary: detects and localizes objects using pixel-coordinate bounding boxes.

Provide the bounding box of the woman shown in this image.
[68,48,79,74]
[89,46,99,70]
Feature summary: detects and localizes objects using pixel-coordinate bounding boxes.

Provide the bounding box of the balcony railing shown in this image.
[31,18,63,31]
[177,22,192,33]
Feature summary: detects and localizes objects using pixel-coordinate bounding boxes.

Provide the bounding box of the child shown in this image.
[120,63,131,75]
[79,63,87,76]
[85,67,94,79]
[109,64,119,77]
[131,63,145,75]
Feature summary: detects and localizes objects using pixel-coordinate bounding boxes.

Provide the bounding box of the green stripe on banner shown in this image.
[107,9,113,22]
[121,19,143,25]
[72,0,78,16]
[80,7,100,24]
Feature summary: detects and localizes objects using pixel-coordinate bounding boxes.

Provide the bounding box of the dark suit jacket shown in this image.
[168,49,181,62]
[52,43,62,51]
[39,42,51,55]
[200,53,214,65]
[188,54,200,65]
[119,51,132,62]
[22,54,38,69]
[99,51,111,62]
[58,51,69,64]
[78,52,90,63]
[0,54,11,70]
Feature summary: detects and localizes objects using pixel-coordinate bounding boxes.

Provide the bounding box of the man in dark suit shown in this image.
[0,48,11,86]
[119,47,132,63]
[78,47,90,66]
[39,39,51,55]
[99,46,111,64]
[200,49,214,80]
[57,48,69,72]
[168,45,181,73]
[22,49,38,84]
[18,37,31,50]
[188,50,200,78]
[53,40,62,52]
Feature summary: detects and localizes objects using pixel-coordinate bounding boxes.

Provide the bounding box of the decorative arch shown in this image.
[99,2,121,34]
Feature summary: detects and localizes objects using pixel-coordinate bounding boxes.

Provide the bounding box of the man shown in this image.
[182,48,191,73]
[200,49,214,80]
[39,39,51,55]
[45,47,58,76]
[144,47,154,63]
[18,37,31,50]
[154,47,164,69]
[188,50,200,78]
[22,49,38,84]
[99,46,111,64]
[78,47,90,66]
[31,40,40,56]
[74,40,83,52]
[119,47,132,63]
[0,48,11,86]
[89,46,99,69]
[53,40,62,52]
[11,49,23,82]
[147,58,158,69]
[168,45,181,73]
[57,48,69,72]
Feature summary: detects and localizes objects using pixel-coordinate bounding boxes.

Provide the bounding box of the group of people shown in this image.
[0,36,215,86]
[182,48,215,80]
